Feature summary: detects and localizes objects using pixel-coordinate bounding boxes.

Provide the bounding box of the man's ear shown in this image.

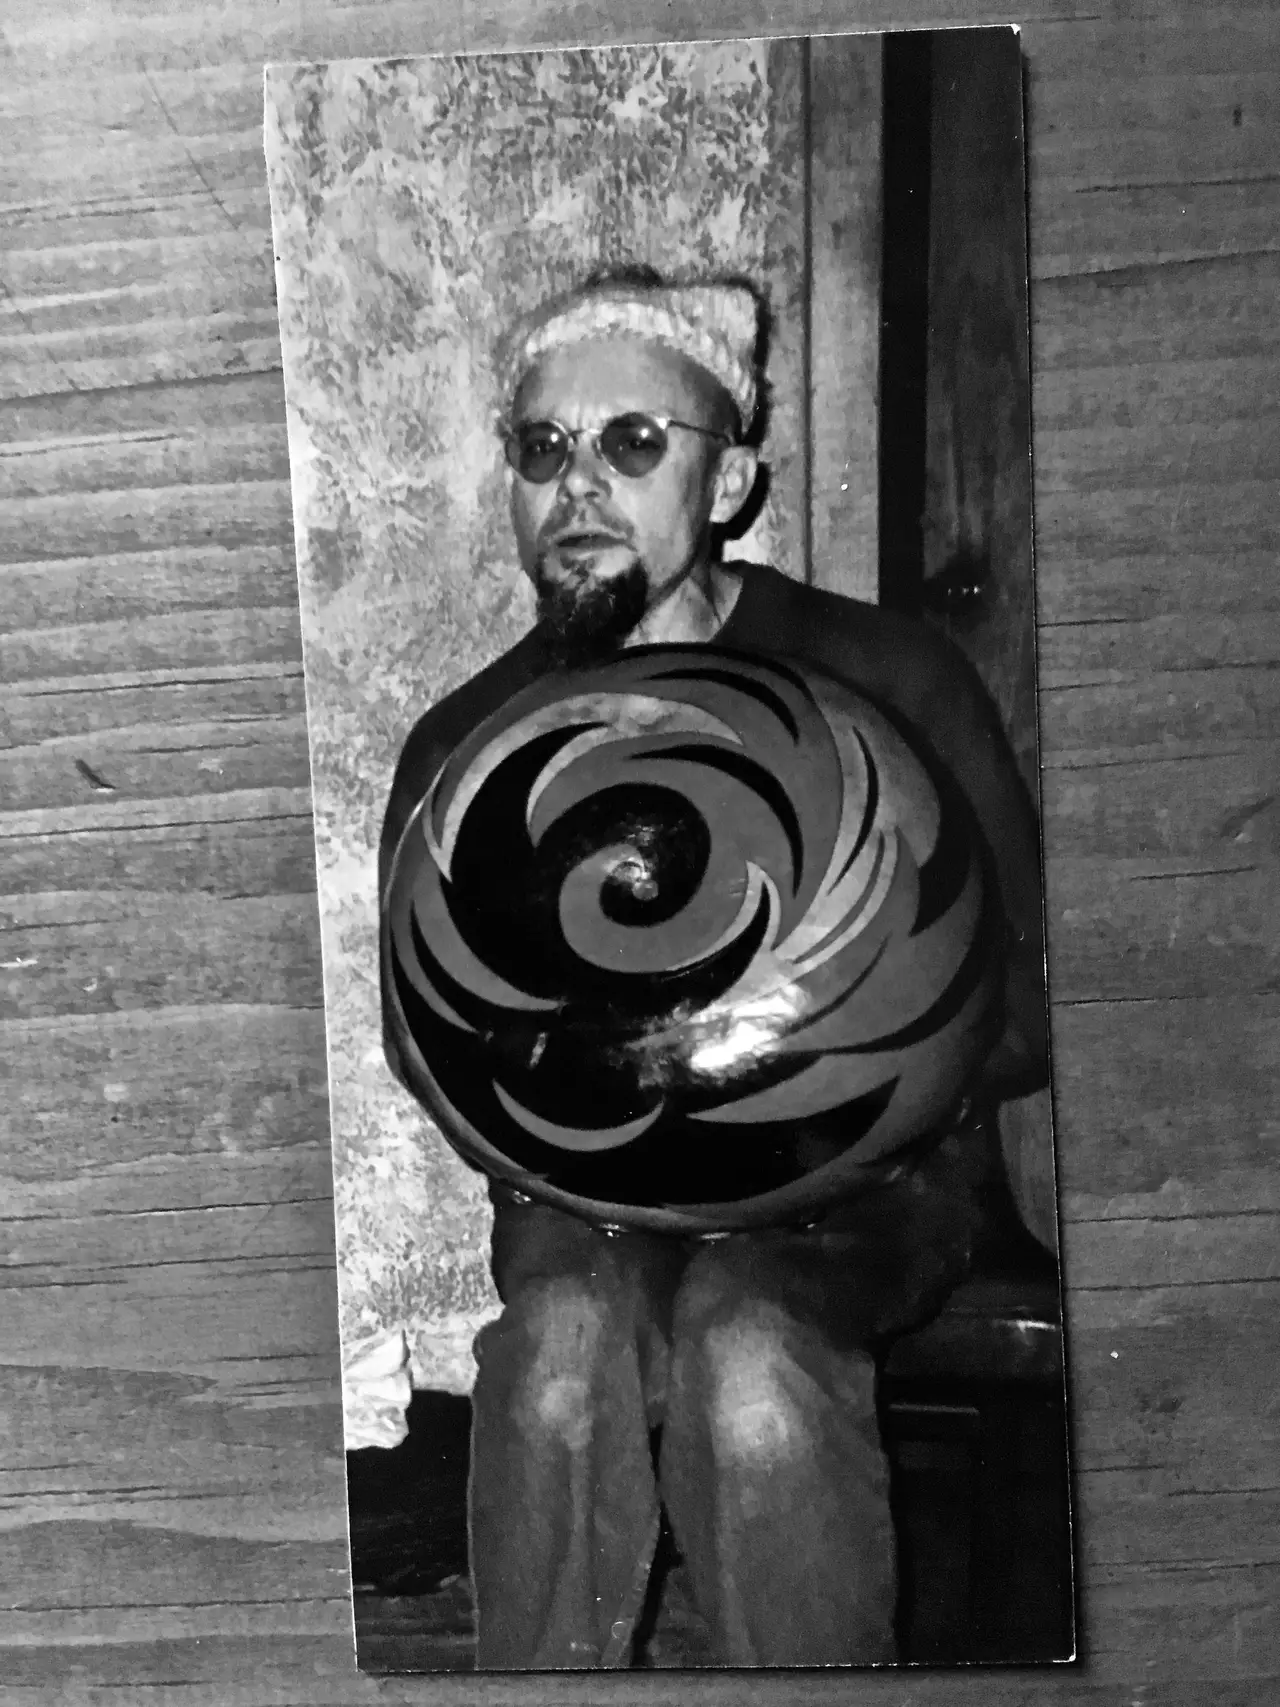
[710,445,759,526]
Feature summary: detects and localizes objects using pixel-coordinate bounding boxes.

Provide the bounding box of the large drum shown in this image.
[383,644,1004,1234]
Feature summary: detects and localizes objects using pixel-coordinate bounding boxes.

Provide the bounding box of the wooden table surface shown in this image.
[2,2,1276,1701]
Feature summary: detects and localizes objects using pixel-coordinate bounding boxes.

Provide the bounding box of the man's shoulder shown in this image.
[380,630,544,877]
[398,635,541,753]
[725,562,973,721]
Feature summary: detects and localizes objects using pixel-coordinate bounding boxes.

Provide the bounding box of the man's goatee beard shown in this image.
[535,558,650,667]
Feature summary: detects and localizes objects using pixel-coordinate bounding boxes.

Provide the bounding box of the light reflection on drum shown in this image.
[383,644,1004,1233]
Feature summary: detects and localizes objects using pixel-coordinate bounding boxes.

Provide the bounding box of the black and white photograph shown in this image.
[263,26,1075,1673]
[9,0,1276,1698]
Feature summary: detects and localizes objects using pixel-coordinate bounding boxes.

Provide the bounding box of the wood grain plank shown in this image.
[0,894,322,1018]
[1,667,303,754]
[0,428,289,503]
[1,1675,1276,1707]
[1,1197,333,1275]
[0,721,309,819]
[0,814,315,899]
[0,1,1110,85]
[3,1004,330,1187]
[0,785,313,840]
[1048,860,1278,1003]
[0,483,293,574]
[0,370,286,441]
[0,1615,1275,1702]
[1052,993,1278,1220]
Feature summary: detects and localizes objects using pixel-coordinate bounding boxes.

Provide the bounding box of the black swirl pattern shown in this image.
[384,644,1004,1232]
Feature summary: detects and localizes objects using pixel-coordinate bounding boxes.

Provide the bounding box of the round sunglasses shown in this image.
[502,412,733,485]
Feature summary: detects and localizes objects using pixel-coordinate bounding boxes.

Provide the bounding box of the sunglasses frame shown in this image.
[501,412,735,484]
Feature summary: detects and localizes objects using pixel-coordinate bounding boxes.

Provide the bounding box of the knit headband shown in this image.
[498,281,761,430]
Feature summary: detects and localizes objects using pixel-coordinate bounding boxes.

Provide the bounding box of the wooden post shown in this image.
[924,27,1036,787]
[806,33,883,603]
[923,30,1054,1250]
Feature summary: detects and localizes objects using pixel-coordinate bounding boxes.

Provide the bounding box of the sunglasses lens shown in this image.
[508,422,569,484]
[599,414,668,477]
[505,415,671,482]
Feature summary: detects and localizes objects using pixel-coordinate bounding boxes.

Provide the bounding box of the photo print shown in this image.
[264,26,1074,1673]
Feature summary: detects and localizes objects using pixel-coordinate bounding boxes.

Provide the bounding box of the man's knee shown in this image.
[671,1252,878,1472]
[477,1276,613,1449]
[705,1314,812,1469]
[673,1263,811,1469]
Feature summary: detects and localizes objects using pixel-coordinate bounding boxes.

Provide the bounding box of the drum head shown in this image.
[384,643,1003,1233]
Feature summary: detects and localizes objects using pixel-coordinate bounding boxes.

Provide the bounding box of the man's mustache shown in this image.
[537,507,636,554]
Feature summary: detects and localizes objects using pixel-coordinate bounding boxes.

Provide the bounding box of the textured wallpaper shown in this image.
[264,43,807,1393]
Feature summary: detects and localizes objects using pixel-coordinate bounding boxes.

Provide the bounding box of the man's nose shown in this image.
[558,435,611,499]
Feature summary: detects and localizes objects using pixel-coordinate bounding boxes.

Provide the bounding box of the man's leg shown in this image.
[659,1126,993,1667]
[469,1193,685,1669]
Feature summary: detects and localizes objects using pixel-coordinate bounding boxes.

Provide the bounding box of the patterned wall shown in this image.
[265,42,810,1393]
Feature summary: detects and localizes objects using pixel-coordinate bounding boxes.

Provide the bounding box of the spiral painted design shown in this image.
[384,644,1003,1231]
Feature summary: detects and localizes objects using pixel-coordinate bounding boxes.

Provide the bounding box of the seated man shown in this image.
[380,269,1048,1669]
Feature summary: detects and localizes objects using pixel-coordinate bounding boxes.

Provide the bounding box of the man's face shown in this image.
[506,339,744,659]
